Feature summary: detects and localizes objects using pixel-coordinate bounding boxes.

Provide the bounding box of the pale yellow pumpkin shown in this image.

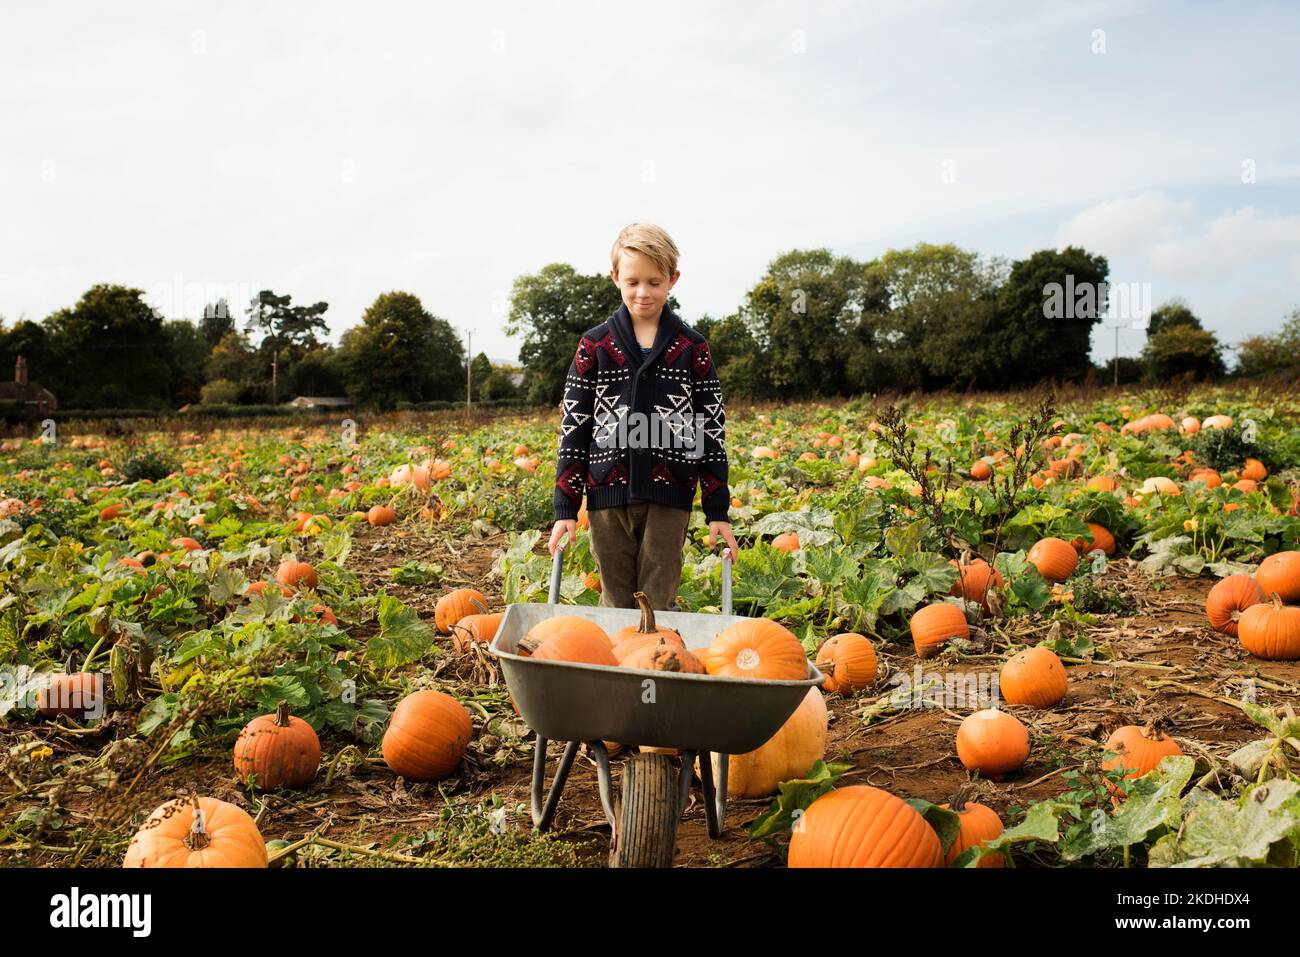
[698,687,826,798]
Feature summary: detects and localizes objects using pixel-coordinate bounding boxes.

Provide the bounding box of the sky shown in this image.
[2,0,1297,369]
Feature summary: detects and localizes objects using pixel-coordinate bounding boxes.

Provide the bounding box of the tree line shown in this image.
[2,241,1294,414]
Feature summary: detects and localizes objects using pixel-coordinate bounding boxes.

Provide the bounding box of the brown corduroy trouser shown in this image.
[586,502,692,611]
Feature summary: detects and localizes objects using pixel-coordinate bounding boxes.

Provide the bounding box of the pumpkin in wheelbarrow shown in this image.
[611,592,684,661]
[510,615,616,718]
[702,618,807,680]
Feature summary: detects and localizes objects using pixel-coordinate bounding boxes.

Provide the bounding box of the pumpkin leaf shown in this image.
[748,509,838,548]
[878,578,926,618]
[884,519,928,559]
[906,552,960,594]
[319,527,353,567]
[208,564,248,605]
[732,543,800,612]
[837,566,892,633]
[765,595,823,623]
[1147,780,1300,868]
[1060,755,1195,861]
[904,798,963,854]
[800,548,860,588]
[365,591,436,670]
[748,759,850,839]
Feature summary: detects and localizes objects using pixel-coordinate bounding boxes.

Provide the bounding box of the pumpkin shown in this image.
[948,557,1004,609]
[246,580,293,599]
[381,690,473,781]
[233,700,321,790]
[910,602,969,658]
[814,633,877,694]
[1189,468,1222,489]
[611,592,684,660]
[171,537,202,552]
[367,504,397,526]
[998,647,1067,708]
[941,787,1005,867]
[1139,476,1181,496]
[98,503,124,521]
[1237,594,1300,660]
[1241,458,1268,481]
[771,532,801,553]
[435,588,488,634]
[1256,551,1300,602]
[956,709,1029,780]
[275,560,317,590]
[701,687,826,798]
[703,618,808,680]
[1202,414,1233,430]
[1232,479,1259,494]
[622,639,705,673]
[1101,723,1183,793]
[1205,574,1265,638]
[1180,416,1200,434]
[519,616,616,665]
[1071,523,1116,556]
[389,463,431,492]
[788,785,943,868]
[37,666,101,719]
[970,460,992,481]
[1087,475,1119,492]
[450,612,503,652]
[124,794,268,868]
[1027,537,1078,583]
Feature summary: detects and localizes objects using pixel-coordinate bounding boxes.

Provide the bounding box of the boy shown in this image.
[547,223,739,610]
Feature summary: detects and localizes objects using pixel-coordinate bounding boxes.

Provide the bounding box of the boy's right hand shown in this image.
[548,520,577,555]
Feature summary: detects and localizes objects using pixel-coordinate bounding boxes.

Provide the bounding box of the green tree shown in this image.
[244,290,330,404]
[469,352,492,402]
[1236,308,1300,377]
[1145,324,1225,381]
[694,311,771,399]
[506,264,646,405]
[200,299,236,347]
[993,247,1110,386]
[286,347,345,397]
[205,331,262,387]
[480,365,522,401]
[741,249,863,398]
[340,292,464,408]
[42,284,172,408]
[161,319,210,407]
[1145,300,1202,337]
[0,319,55,391]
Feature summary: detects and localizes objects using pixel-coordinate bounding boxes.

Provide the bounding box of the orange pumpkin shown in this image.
[275,560,318,590]
[814,633,877,694]
[703,618,807,680]
[1237,595,1300,660]
[37,670,102,718]
[1256,551,1300,602]
[999,647,1067,708]
[1241,458,1268,481]
[948,558,1004,609]
[771,532,801,553]
[788,785,943,868]
[1087,475,1119,492]
[611,592,683,660]
[1189,468,1222,489]
[1205,574,1265,638]
[1071,523,1116,557]
[450,612,503,652]
[367,505,397,526]
[621,639,705,673]
[519,616,616,665]
[910,602,969,659]
[1102,723,1183,794]
[941,788,1005,867]
[1027,537,1078,583]
[956,709,1029,780]
[701,687,826,797]
[123,794,267,868]
[381,690,473,781]
[435,588,488,634]
[970,460,992,481]
[233,701,321,790]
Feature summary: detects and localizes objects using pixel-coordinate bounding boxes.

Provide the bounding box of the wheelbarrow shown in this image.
[489,545,823,867]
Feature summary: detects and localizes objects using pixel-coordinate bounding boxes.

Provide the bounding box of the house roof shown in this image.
[290,396,352,406]
[0,382,57,403]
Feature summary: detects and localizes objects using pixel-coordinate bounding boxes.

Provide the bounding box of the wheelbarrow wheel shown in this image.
[610,753,678,868]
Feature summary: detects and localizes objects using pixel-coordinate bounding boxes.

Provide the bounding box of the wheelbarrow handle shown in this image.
[548,542,734,612]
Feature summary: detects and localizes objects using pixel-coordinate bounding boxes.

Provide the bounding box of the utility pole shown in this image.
[465,329,472,409]
[1113,324,1120,386]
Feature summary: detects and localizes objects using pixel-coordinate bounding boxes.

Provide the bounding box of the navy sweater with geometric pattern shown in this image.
[553,303,731,524]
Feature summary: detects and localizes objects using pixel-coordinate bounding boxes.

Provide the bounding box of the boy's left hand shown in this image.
[705,521,740,561]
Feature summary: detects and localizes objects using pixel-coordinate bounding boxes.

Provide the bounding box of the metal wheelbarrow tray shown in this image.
[489,547,823,864]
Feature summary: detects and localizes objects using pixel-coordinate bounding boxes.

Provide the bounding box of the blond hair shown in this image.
[610,223,679,279]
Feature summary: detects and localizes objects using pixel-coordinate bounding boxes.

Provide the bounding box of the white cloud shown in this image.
[1150,207,1300,280]
[1055,192,1196,259]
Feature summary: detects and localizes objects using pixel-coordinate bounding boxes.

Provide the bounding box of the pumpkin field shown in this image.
[2,383,1300,868]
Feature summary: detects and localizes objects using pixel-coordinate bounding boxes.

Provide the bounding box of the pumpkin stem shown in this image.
[948,782,977,813]
[274,700,291,727]
[632,591,657,634]
[183,793,211,852]
[468,596,490,616]
[63,653,76,675]
[1271,592,1285,610]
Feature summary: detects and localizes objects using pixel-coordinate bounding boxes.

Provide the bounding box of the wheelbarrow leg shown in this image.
[531,737,580,831]
[585,741,618,831]
[714,753,730,833]
[697,750,722,838]
[677,750,697,824]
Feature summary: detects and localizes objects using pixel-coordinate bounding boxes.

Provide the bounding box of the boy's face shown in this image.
[611,249,680,321]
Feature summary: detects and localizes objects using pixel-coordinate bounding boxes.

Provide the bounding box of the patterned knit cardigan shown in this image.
[553,303,730,524]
